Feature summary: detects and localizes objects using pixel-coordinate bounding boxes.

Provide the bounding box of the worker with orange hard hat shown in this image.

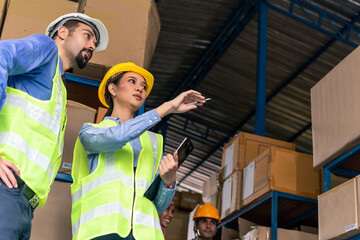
[192,203,220,240]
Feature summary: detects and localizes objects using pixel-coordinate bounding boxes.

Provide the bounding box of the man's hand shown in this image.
[159,152,178,188]
[0,156,20,188]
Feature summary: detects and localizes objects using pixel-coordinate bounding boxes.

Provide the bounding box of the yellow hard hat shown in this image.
[98,62,154,108]
[193,203,220,223]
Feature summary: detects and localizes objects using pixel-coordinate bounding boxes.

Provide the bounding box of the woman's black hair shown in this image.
[104,72,126,117]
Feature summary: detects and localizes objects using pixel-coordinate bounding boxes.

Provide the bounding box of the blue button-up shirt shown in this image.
[79,109,176,214]
[0,34,63,110]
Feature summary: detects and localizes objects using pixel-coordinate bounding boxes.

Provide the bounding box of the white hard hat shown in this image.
[45,13,108,52]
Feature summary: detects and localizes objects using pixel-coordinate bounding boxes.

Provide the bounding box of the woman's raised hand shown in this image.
[156,90,206,118]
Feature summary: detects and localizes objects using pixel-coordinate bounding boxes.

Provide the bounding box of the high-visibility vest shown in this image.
[71,119,164,240]
[0,54,67,207]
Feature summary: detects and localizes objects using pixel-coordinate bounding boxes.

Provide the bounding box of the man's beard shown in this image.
[75,48,93,69]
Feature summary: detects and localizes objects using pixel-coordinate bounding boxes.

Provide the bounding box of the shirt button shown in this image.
[137,130,140,133]
[154,117,157,120]
[149,120,153,123]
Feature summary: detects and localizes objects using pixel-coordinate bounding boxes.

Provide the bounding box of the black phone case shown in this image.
[144,138,194,201]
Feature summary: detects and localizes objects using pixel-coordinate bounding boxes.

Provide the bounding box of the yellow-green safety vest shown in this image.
[0,54,67,207]
[71,119,164,240]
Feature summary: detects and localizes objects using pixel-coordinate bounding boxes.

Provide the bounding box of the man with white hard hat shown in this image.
[0,13,108,239]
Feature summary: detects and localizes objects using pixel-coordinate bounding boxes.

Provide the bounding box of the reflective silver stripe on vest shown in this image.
[4,73,63,136]
[147,132,158,184]
[133,210,162,232]
[72,201,131,236]
[104,151,115,173]
[72,170,133,204]
[0,132,53,179]
[137,178,149,191]
[4,94,60,135]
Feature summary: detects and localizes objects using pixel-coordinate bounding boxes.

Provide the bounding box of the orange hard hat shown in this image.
[193,203,220,223]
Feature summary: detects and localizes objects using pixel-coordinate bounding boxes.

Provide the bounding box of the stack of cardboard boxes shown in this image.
[201,131,320,239]
[311,44,360,240]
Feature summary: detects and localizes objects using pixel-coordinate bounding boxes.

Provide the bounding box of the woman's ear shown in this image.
[57,26,69,40]
[108,83,117,97]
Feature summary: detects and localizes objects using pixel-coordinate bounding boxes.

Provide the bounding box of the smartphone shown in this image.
[144,137,194,201]
[176,137,194,165]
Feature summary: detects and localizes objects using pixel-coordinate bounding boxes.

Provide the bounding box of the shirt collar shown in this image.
[104,116,121,125]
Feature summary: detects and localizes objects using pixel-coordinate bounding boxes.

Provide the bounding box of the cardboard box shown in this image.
[318,176,360,240]
[173,191,181,209]
[203,192,218,213]
[31,181,72,240]
[71,63,109,81]
[319,169,350,193]
[179,191,203,210]
[221,170,242,219]
[79,0,161,69]
[59,100,96,174]
[165,210,189,240]
[202,171,218,202]
[95,106,107,123]
[0,0,7,37]
[311,45,360,167]
[221,227,239,240]
[187,207,196,240]
[222,132,295,179]
[242,147,319,207]
[238,218,256,239]
[1,0,78,40]
[241,226,317,240]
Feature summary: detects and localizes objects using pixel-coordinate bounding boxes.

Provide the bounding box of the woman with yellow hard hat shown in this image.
[70,62,206,240]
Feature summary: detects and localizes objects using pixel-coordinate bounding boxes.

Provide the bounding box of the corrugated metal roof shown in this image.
[144,0,360,193]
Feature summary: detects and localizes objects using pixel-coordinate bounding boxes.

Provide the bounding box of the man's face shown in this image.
[64,22,97,69]
[195,217,217,240]
[159,201,175,229]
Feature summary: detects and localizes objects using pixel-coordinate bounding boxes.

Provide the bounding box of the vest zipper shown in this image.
[131,167,137,232]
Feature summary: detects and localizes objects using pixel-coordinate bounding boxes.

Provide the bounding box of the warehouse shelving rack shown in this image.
[322,144,360,240]
[217,191,318,240]
[323,144,360,192]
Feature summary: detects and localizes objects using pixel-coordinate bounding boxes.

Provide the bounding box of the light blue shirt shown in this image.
[0,34,63,110]
[79,109,176,215]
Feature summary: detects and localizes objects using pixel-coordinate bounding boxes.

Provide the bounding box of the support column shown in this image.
[255,0,267,136]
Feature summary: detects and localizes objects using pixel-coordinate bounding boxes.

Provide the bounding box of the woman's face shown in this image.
[109,71,148,111]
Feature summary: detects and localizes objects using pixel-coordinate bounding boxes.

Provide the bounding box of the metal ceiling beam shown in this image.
[165,0,258,101]
[179,3,360,184]
[235,8,360,144]
[268,0,360,47]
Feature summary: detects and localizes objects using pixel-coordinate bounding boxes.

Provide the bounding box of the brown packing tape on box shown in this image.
[1,0,78,40]
[59,100,96,174]
[318,176,360,240]
[80,0,161,68]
